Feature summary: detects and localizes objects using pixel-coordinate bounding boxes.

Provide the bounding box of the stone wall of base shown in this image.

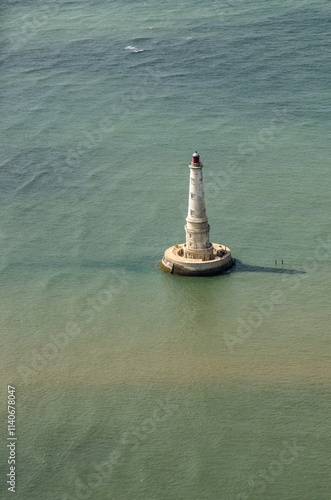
[159,259,174,273]
[160,248,233,277]
[171,255,233,276]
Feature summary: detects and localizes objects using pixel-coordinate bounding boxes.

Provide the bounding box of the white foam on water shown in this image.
[125,45,144,53]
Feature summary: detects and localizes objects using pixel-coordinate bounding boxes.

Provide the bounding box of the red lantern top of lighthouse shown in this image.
[192,151,200,164]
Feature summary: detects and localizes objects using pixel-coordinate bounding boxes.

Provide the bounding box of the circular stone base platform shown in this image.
[160,243,233,276]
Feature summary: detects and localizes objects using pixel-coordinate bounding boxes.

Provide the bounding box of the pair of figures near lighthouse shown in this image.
[161,151,233,276]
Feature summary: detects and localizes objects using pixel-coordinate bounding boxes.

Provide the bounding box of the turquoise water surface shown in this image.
[1,1,330,498]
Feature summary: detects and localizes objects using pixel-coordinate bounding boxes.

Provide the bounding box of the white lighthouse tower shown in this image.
[184,151,213,261]
[161,151,233,276]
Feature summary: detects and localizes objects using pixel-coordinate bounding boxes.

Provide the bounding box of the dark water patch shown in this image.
[0,147,101,200]
[5,256,298,279]
[2,257,153,274]
[233,259,305,275]
[0,148,51,192]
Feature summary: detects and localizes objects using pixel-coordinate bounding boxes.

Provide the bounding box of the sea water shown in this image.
[1,1,330,498]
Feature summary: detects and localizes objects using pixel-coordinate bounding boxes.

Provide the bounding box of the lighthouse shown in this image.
[160,151,233,276]
[184,151,213,261]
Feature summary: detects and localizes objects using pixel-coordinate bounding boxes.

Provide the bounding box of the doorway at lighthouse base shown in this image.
[160,243,233,276]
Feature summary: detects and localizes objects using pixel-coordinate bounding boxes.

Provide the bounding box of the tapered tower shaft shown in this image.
[184,151,214,260]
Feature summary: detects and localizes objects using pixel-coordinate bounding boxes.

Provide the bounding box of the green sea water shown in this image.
[1,1,330,498]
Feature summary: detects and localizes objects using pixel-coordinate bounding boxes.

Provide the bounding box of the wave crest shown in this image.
[125,46,144,53]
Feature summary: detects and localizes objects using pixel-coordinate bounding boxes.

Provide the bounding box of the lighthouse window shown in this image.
[190,193,194,199]
[191,177,195,184]
[190,209,194,216]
